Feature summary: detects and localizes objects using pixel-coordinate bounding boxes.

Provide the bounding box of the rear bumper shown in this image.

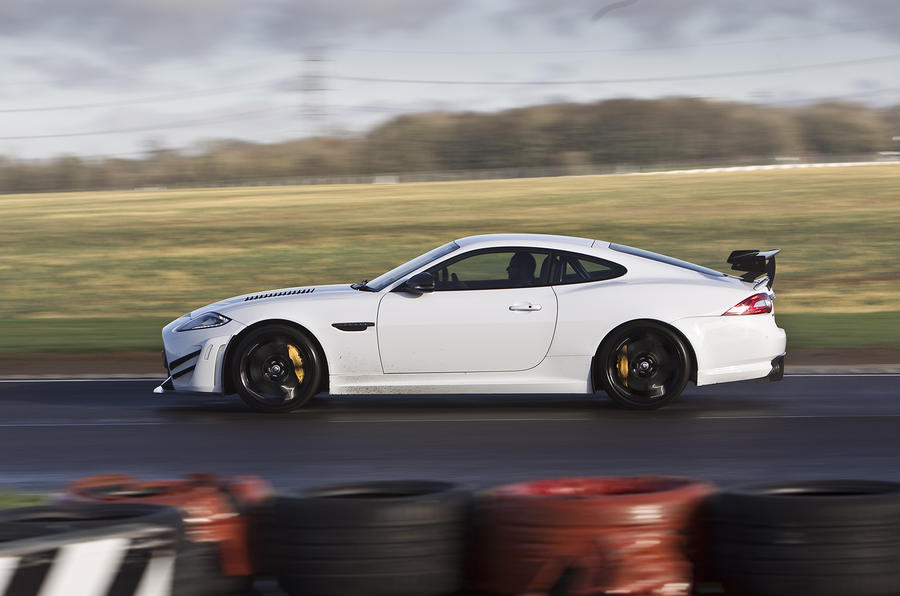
[674,314,787,386]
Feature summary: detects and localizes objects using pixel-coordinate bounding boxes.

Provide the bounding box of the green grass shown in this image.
[1,165,898,352]
[778,312,900,349]
[0,491,45,509]
[0,312,894,353]
[0,318,170,353]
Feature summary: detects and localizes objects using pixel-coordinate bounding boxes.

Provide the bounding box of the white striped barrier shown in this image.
[0,506,181,596]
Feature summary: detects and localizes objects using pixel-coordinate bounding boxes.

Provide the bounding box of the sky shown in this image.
[2,0,900,160]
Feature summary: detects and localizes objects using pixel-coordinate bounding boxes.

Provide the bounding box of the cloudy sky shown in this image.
[2,0,899,159]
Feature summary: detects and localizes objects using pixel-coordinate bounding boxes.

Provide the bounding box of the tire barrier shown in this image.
[6,475,900,595]
[263,480,472,596]
[470,476,715,596]
[61,473,271,595]
[0,503,181,596]
[704,480,900,596]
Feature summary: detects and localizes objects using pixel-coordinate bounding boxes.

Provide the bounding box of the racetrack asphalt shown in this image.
[0,375,898,492]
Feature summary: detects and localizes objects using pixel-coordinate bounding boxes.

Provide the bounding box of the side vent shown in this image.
[244,288,315,302]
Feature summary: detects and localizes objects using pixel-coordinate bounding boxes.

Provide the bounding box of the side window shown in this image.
[429,250,550,290]
[554,253,625,285]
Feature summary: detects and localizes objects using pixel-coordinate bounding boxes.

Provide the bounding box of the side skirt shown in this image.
[329,356,592,395]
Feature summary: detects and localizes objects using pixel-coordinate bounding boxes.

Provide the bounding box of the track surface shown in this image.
[1,375,898,491]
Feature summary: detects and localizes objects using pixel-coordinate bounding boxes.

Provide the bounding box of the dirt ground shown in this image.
[0,349,898,377]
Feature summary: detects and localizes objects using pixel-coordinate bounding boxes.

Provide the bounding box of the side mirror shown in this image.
[397,272,435,294]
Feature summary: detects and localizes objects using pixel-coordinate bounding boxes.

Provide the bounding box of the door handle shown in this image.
[509,303,542,312]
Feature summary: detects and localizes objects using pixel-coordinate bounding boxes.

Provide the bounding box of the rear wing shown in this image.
[727,249,780,289]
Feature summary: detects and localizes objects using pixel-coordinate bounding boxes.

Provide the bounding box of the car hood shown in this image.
[191,283,357,317]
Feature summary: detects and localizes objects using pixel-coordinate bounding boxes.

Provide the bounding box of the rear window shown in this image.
[609,243,725,277]
[554,253,626,285]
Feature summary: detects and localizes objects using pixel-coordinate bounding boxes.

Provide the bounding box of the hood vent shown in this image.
[244,288,314,302]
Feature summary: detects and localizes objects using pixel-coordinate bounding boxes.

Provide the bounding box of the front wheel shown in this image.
[597,323,691,410]
[230,324,323,412]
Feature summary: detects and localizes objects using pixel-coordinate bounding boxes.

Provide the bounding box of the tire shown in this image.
[174,540,254,596]
[471,476,714,596]
[230,324,323,413]
[596,321,691,409]
[704,480,900,596]
[0,503,183,541]
[62,473,272,580]
[263,480,472,596]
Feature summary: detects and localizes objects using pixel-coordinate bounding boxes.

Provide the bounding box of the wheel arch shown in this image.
[221,319,330,396]
[591,318,698,392]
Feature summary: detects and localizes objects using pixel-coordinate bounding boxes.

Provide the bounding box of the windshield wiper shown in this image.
[351,280,377,292]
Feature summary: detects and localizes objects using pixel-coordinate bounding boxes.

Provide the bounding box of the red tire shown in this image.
[471,476,714,596]
[61,473,271,578]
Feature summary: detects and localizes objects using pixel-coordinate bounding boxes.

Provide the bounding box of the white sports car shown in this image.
[155,234,785,412]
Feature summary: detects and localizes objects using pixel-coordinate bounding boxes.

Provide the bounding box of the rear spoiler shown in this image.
[727,249,780,289]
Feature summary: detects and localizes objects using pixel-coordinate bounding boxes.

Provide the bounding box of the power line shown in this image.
[773,86,900,106]
[592,0,640,21]
[339,22,900,55]
[333,54,900,86]
[334,104,410,113]
[0,103,414,147]
[5,89,900,162]
[0,79,290,113]
[10,150,152,163]
[0,106,293,140]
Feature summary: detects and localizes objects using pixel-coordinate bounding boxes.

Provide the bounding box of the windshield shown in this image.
[366,241,460,291]
[609,243,726,277]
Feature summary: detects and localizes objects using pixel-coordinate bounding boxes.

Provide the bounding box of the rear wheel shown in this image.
[231,324,322,412]
[597,322,690,410]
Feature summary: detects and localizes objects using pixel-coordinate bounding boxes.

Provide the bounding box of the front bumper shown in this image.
[156,317,245,394]
[153,376,174,394]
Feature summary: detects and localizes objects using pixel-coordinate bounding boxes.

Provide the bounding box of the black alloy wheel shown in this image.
[598,322,690,409]
[231,324,322,412]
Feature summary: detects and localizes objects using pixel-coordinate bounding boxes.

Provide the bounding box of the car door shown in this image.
[376,249,558,373]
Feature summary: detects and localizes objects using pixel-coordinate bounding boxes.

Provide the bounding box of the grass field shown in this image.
[1,164,898,352]
[0,491,45,509]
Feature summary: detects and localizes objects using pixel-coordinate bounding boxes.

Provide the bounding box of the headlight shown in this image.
[176,312,231,332]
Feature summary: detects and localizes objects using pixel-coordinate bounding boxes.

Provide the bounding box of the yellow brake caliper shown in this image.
[286,344,305,384]
[617,344,629,388]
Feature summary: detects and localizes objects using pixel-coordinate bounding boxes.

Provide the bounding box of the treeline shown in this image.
[2,98,899,193]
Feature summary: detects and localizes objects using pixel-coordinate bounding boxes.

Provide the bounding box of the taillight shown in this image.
[723,292,773,316]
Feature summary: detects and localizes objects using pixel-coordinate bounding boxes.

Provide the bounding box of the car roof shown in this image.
[455,233,601,251]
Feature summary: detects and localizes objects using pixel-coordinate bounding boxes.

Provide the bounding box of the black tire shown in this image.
[0,503,183,542]
[230,324,323,413]
[263,480,472,596]
[704,480,900,596]
[174,540,254,596]
[596,321,691,409]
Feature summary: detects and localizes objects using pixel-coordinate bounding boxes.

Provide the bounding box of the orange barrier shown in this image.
[471,476,714,596]
[61,473,271,577]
